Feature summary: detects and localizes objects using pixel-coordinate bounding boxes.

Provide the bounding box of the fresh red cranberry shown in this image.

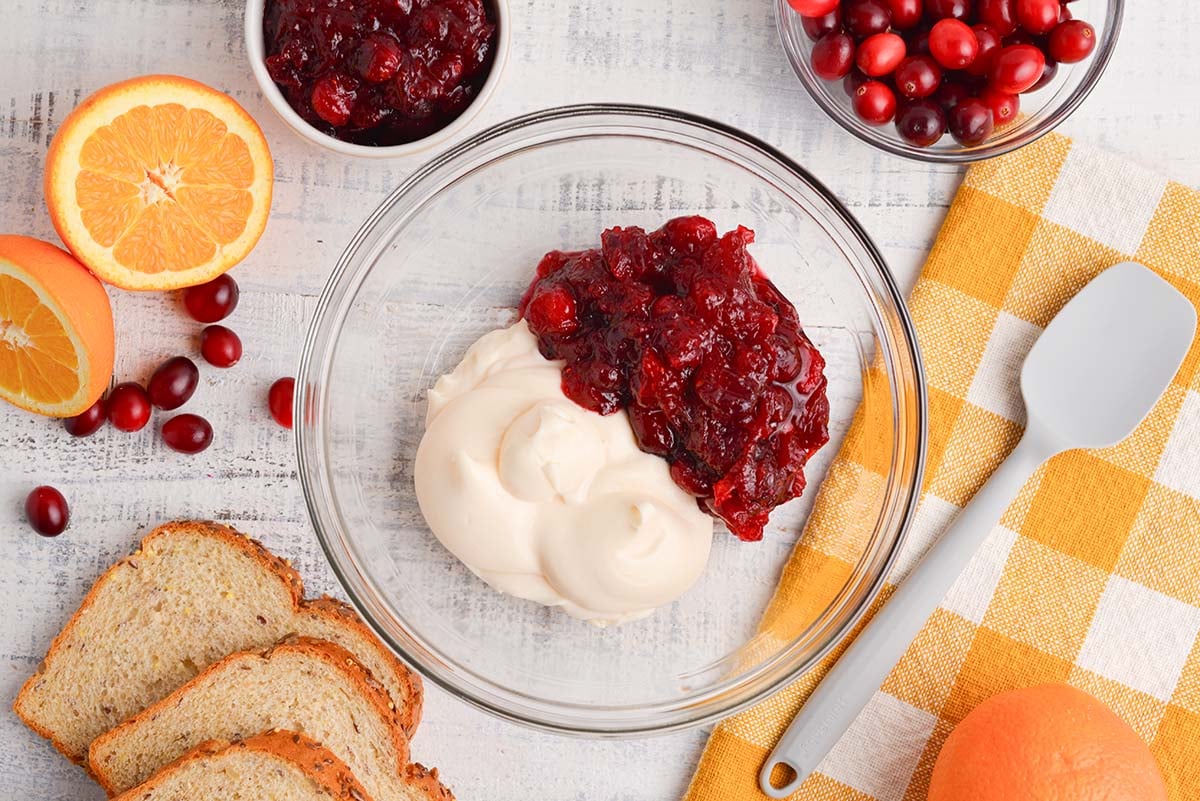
[788,0,839,13]
[264,0,497,147]
[25,486,69,537]
[906,26,932,54]
[812,32,857,79]
[857,33,907,77]
[148,356,199,411]
[885,0,923,29]
[520,218,830,542]
[934,79,972,109]
[967,24,1004,75]
[108,383,152,432]
[353,34,405,83]
[183,274,239,323]
[930,19,979,69]
[853,80,898,124]
[200,325,243,368]
[895,55,942,98]
[948,97,995,145]
[64,398,106,437]
[991,43,1046,92]
[1057,2,1072,22]
[926,0,971,19]
[1016,0,1060,33]
[268,377,295,429]
[844,0,892,37]
[801,7,841,39]
[1030,55,1058,90]
[979,87,1020,124]
[977,0,1018,34]
[896,100,948,146]
[161,414,214,454]
[1047,19,1095,62]
[843,68,870,96]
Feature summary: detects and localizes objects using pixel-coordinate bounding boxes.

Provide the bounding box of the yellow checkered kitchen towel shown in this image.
[684,132,1200,801]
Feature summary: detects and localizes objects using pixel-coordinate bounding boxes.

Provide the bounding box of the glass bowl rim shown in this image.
[774,0,1126,164]
[295,102,929,735]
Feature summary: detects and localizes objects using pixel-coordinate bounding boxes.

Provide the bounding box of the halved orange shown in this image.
[0,235,115,417]
[45,75,273,291]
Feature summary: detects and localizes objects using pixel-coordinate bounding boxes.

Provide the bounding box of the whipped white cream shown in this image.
[414,320,713,625]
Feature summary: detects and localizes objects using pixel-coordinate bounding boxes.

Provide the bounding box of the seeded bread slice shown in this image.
[14,520,422,762]
[89,638,412,799]
[110,730,376,801]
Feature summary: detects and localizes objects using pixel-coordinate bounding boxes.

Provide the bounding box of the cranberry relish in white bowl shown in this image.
[245,0,510,157]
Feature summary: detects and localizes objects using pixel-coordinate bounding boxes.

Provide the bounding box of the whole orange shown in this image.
[928,684,1166,801]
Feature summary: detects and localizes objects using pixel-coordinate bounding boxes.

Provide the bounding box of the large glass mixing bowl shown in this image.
[296,105,926,735]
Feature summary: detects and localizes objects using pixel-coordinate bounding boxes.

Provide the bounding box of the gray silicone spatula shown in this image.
[760,262,1197,798]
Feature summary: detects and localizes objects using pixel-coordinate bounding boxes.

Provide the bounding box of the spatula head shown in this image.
[1021,262,1196,450]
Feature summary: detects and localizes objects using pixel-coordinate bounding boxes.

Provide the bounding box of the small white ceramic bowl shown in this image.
[244,0,510,159]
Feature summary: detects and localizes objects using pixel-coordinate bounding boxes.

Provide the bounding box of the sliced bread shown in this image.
[14,520,422,762]
[110,730,376,801]
[89,638,411,799]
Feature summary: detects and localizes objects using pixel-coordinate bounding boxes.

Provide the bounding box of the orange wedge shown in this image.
[45,75,273,291]
[0,235,115,416]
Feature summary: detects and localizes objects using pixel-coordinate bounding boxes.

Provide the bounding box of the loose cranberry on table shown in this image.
[200,325,243,368]
[148,356,200,411]
[263,0,498,147]
[25,486,69,537]
[268,377,295,429]
[184,274,239,323]
[519,216,830,543]
[108,382,152,432]
[161,414,214,454]
[64,398,106,437]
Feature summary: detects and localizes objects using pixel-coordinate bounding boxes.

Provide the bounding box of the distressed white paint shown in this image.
[1,1,1198,799]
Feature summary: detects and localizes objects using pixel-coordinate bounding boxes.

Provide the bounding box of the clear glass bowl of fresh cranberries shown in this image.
[296,105,926,734]
[245,0,509,157]
[778,0,1122,161]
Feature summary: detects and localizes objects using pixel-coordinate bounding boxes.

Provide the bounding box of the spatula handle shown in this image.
[759,431,1053,799]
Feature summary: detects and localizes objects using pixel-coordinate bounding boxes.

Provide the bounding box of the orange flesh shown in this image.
[0,273,79,404]
[75,104,256,274]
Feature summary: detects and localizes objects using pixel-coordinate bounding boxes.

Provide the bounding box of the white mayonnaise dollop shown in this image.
[414,320,713,625]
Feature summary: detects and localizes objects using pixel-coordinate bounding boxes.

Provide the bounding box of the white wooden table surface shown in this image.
[2,1,1198,799]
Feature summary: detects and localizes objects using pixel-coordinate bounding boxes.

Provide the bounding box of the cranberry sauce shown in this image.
[520,217,830,542]
[263,0,497,147]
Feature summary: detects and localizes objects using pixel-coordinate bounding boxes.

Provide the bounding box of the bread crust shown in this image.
[404,763,457,801]
[299,596,424,736]
[88,637,411,797]
[14,520,422,761]
[110,730,376,801]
